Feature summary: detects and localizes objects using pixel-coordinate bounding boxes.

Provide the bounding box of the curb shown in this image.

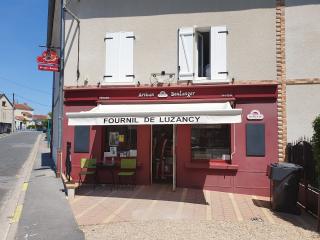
[2,133,42,240]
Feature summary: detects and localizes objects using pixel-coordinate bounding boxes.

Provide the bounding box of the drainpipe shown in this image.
[58,0,65,176]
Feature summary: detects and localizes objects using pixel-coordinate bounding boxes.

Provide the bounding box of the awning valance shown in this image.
[66,102,242,126]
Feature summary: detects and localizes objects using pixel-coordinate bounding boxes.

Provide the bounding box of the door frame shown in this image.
[150,124,177,191]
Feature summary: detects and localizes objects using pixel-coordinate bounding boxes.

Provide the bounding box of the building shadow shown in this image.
[252,198,319,233]
[34,153,56,172]
[75,184,208,205]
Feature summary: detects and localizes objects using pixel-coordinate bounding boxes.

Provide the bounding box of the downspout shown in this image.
[47,0,55,158]
[58,0,65,176]
[58,0,80,175]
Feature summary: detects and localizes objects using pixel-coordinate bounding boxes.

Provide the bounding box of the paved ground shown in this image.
[71,185,319,240]
[0,132,39,206]
[15,137,84,240]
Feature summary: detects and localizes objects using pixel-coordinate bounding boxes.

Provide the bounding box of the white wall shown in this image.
[285,0,320,142]
[0,96,13,124]
[285,1,320,79]
[287,84,320,142]
[63,0,276,86]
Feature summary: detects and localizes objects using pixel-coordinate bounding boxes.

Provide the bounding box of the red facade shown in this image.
[62,84,278,196]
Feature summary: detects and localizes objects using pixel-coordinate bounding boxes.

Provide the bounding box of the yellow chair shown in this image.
[78,158,97,188]
[118,158,136,189]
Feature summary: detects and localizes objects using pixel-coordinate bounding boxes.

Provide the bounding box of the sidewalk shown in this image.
[14,137,84,240]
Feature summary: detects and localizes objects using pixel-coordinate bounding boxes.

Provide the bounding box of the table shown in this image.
[96,163,116,189]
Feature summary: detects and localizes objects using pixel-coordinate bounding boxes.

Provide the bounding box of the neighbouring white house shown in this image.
[0,94,13,133]
[14,103,34,130]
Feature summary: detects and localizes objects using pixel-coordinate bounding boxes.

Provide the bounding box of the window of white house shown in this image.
[191,125,231,161]
[2,101,6,107]
[178,26,228,83]
[103,32,135,85]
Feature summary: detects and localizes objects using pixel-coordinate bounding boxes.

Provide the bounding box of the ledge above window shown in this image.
[192,78,231,84]
[185,161,238,171]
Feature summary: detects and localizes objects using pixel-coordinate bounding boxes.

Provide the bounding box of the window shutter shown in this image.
[178,27,194,81]
[120,32,134,83]
[104,32,120,82]
[210,26,228,81]
[104,32,134,83]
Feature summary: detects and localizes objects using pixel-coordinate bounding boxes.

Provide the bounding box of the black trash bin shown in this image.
[268,162,303,214]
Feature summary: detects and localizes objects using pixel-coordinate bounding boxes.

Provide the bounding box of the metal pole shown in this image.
[58,0,65,177]
[150,126,153,184]
[11,93,15,133]
[172,125,176,192]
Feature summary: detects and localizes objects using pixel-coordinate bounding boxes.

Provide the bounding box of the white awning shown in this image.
[66,102,242,126]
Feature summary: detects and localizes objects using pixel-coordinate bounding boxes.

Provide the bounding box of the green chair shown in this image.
[118,158,136,189]
[78,158,97,188]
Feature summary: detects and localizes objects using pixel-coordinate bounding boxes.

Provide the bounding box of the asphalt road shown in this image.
[0,132,40,211]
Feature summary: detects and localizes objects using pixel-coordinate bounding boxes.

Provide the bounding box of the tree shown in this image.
[312,115,320,188]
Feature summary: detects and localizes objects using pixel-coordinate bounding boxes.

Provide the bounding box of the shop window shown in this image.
[105,126,137,158]
[178,26,228,83]
[191,125,230,160]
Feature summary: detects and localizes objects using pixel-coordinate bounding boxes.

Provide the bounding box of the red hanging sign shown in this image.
[38,65,59,72]
[37,49,60,72]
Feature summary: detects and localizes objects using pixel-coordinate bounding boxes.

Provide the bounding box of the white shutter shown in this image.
[104,32,120,82]
[104,32,134,84]
[178,27,194,80]
[119,32,134,83]
[210,26,228,81]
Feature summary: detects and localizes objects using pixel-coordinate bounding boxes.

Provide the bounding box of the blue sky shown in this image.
[0,0,52,114]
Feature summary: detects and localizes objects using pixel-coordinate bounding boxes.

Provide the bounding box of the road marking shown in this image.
[22,182,28,191]
[204,190,212,220]
[103,186,145,223]
[11,205,23,223]
[228,193,243,222]
[252,195,275,224]
[175,188,188,218]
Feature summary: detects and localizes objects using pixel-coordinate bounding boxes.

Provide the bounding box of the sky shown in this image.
[0,0,52,114]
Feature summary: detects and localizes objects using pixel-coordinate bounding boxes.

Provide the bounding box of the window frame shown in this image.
[178,25,230,84]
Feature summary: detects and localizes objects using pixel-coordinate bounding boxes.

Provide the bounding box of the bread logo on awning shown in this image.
[157,91,168,98]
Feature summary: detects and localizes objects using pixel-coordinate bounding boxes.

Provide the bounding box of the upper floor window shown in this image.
[2,101,6,107]
[103,32,135,85]
[178,26,228,83]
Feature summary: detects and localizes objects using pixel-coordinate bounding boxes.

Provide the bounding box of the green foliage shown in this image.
[27,125,36,129]
[41,119,49,128]
[312,115,320,188]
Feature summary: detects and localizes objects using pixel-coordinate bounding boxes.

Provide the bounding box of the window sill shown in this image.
[185,161,238,170]
[101,81,136,86]
[192,79,230,84]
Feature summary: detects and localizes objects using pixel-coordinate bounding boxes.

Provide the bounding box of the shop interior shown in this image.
[104,126,138,164]
[152,125,173,184]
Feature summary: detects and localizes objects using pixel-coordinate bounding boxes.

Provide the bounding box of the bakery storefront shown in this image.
[63,84,278,196]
